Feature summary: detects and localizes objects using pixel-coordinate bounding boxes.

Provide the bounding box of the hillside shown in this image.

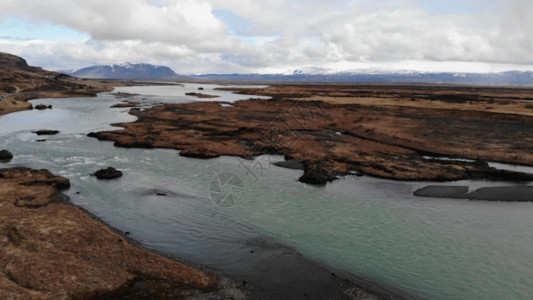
[68,63,186,80]
[0,52,120,115]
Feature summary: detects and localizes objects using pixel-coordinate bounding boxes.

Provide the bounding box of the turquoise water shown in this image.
[1,86,533,299]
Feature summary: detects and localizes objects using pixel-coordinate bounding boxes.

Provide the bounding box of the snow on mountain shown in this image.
[67,63,183,80]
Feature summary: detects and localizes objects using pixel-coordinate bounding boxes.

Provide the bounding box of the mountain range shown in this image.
[61,62,533,86]
[190,70,533,86]
[65,63,186,80]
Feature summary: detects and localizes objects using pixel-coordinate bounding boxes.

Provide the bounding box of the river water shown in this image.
[1,83,533,299]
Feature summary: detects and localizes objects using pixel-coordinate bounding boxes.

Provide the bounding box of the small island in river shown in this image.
[89,83,533,185]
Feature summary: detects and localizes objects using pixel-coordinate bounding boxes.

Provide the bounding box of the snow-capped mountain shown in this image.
[191,69,533,86]
[66,63,183,80]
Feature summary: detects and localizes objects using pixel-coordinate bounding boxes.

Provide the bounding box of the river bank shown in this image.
[0,165,401,299]
[0,167,223,299]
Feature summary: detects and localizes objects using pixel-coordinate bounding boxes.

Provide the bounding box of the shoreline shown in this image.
[71,194,413,300]
[0,167,222,299]
[0,165,409,299]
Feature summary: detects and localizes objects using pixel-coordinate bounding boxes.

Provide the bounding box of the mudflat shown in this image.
[90,83,533,184]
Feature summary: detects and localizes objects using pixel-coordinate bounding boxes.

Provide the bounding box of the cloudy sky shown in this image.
[0,0,532,74]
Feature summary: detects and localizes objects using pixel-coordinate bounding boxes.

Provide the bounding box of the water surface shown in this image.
[1,85,533,299]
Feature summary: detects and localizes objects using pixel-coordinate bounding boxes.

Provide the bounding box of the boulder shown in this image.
[34,104,52,110]
[298,167,336,186]
[92,167,123,180]
[0,150,13,161]
[33,130,59,135]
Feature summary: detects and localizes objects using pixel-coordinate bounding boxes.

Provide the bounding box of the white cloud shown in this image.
[0,0,532,73]
[0,0,234,50]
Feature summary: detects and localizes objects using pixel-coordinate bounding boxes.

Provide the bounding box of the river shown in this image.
[1,83,533,299]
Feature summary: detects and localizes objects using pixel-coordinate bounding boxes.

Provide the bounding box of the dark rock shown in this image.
[179,148,220,158]
[184,92,219,98]
[36,139,47,142]
[33,130,59,136]
[114,141,154,148]
[198,87,204,90]
[110,102,139,108]
[273,159,305,170]
[92,167,123,180]
[298,167,336,186]
[466,186,533,202]
[472,160,489,169]
[0,150,13,161]
[414,185,533,202]
[34,104,52,110]
[414,186,469,198]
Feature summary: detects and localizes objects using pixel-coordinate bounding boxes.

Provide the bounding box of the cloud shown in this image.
[0,0,532,73]
[0,0,234,51]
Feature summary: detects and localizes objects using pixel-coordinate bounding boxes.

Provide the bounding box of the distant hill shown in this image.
[191,70,533,86]
[0,52,54,76]
[0,52,72,95]
[66,63,186,80]
[0,52,113,115]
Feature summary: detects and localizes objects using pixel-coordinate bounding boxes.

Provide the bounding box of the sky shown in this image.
[0,0,532,74]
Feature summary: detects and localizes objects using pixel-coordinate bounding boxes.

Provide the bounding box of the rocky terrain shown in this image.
[89,83,533,184]
[0,167,219,299]
[0,52,122,116]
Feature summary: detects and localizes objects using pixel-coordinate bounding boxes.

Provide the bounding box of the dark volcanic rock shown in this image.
[414,186,469,198]
[273,159,305,170]
[414,185,533,202]
[185,92,219,98]
[33,130,59,135]
[0,149,13,161]
[179,148,220,158]
[466,186,533,202]
[34,103,52,110]
[92,167,123,180]
[110,102,140,108]
[299,167,336,186]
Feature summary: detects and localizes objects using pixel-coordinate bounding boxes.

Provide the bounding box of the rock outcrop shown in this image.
[92,167,123,179]
[0,150,13,161]
[33,130,59,135]
[34,103,52,110]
